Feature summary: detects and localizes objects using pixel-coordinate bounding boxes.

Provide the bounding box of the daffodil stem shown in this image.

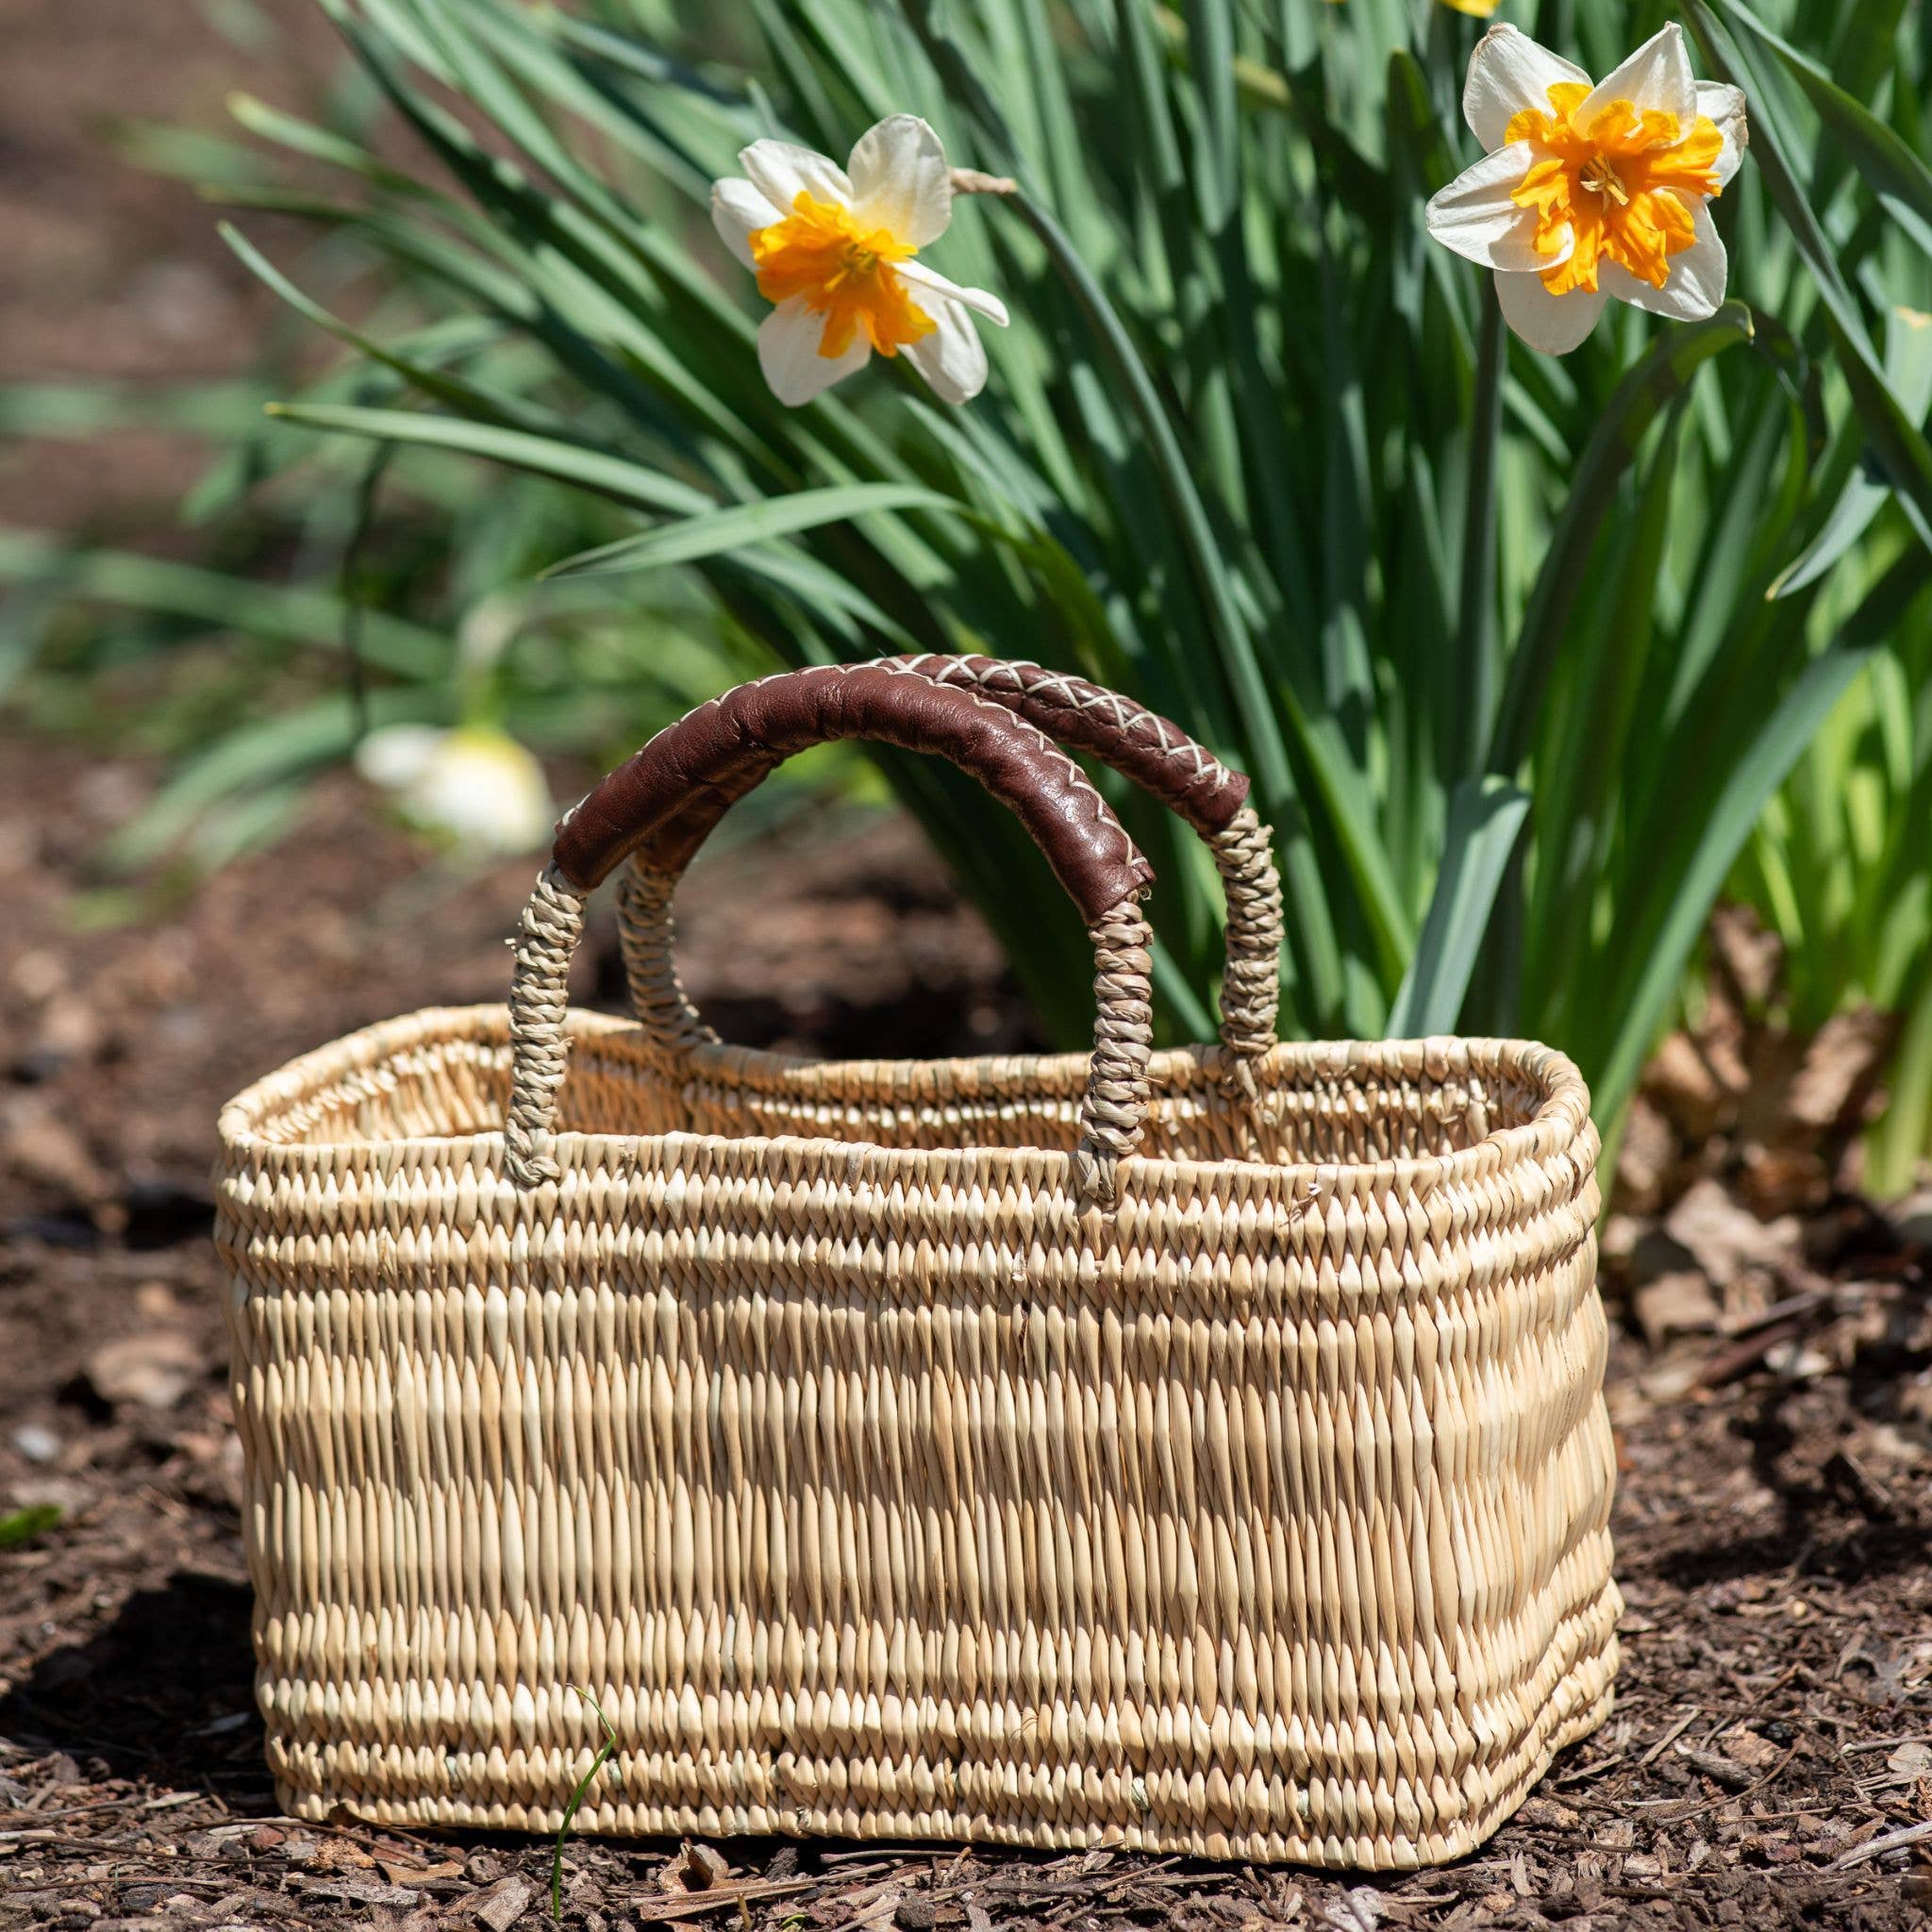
[1457,280,1505,777]
[905,0,1342,1015]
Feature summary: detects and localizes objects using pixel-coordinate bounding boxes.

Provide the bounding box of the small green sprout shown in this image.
[551,1685,618,1924]
[0,1505,62,1550]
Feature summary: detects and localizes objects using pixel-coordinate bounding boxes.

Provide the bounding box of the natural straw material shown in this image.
[215,662,1619,1870]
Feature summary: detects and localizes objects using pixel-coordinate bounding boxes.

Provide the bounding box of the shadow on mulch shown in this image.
[0,1570,265,1797]
[1654,1368,1932,1594]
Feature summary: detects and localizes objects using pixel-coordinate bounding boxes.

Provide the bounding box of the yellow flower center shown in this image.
[1507,81,1724,295]
[748,192,936,360]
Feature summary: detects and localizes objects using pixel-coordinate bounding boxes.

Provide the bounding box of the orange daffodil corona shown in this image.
[1425,24,1747,355]
[711,115,1009,407]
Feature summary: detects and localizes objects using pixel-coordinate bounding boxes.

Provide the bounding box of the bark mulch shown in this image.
[2,742,1929,1931]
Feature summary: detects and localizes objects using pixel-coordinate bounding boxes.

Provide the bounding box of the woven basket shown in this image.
[216,656,1620,1869]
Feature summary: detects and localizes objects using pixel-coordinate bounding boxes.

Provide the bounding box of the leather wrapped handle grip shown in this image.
[614,655,1283,1098]
[552,662,1154,925]
[635,654,1251,867]
[886,655,1250,832]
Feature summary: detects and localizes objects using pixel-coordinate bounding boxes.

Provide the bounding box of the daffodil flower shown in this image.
[1425,24,1747,355]
[711,114,1010,408]
[355,724,554,857]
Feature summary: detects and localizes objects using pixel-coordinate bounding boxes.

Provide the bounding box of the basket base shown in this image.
[265,1591,1620,1871]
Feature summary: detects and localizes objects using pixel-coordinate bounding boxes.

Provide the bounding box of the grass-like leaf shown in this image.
[541,483,973,579]
[1387,776,1531,1038]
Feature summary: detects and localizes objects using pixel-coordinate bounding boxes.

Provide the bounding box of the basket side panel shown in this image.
[216,1125,1616,1868]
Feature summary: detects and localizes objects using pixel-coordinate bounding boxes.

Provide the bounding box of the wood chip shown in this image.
[846,1886,904,1927]
[1676,1746,1757,1790]
[626,1877,819,1922]
[298,1875,423,1907]
[84,1330,206,1410]
[472,1873,535,1929]
[1638,1710,1700,1766]
[1832,1816,1932,1869]
[659,1840,731,1891]
[380,1854,465,1883]
[1320,1886,1381,1930]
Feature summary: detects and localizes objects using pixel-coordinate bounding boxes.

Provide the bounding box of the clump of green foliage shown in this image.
[6,0,1931,1171]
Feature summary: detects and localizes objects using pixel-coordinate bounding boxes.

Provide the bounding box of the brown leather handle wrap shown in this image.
[886,655,1250,833]
[632,655,1249,901]
[551,662,1154,924]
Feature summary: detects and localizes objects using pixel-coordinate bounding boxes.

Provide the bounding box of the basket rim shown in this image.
[216,1004,1593,1201]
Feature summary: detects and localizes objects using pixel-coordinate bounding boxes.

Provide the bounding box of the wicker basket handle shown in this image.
[622,654,1282,1084]
[552,660,1155,914]
[505,662,1156,1211]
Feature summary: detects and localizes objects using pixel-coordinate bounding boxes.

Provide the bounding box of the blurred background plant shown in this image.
[3,0,1929,1185]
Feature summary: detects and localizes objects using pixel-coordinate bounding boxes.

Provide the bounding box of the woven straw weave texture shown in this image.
[216,1012,1619,1869]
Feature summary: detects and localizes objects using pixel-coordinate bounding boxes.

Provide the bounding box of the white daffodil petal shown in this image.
[903,293,990,406]
[711,176,782,268]
[758,297,870,406]
[1462,24,1591,151]
[1600,199,1729,322]
[411,728,554,855]
[847,114,952,247]
[355,724,441,790]
[739,138,852,216]
[1424,143,1573,274]
[1576,23,1695,136]
[1494,269,1607,356]
[358,725,552,855]
[898,258,1010,326]
[1697,81,1749,188]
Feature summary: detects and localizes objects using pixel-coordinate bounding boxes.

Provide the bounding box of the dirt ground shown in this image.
[4,3,1932,1928]
[0,0,337,534]
[2,741,1931,1932]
